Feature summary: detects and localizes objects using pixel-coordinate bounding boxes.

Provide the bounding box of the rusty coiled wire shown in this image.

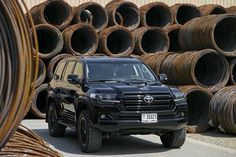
[139,2,173,28]
[73,2,108,32]
[139,52,173,75]
[98,26,134,57]
[105,0,140,31]
[133,27,169,55]
[227,6,236,14]
[228,59,236,85]
[31,84,49,119]
[36,59,46,87]
[164,24,183,52]
[34,24,63,60]
[63,23,98,56]
[0,125,62,157]
[160,50,229,92]
[0,0,38,148]
[179,14,236,57]
[179,86,212,133]
[29,0,73,30]
[209,86,236,134]
[171,4,201,24]
[199,4,227,15]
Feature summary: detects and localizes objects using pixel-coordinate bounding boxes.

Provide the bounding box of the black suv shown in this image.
[46,56,188,153]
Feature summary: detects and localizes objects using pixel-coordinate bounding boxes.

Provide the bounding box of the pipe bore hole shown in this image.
[232,64,236,83]
[141,30,167,53]
[194,53,227,86]
[168,29,181,52]
[176,6,201,24]
[146,6,172,27]
[214,17,236,52]
[36,28,59,54]
[187,91,210,126]
[36,89,47,114]
[44,1,71,26]
[107,30,131,54]
[80,5,107,30]
[116,4,139,27]
[71,28,97,54]
[210,7,227,14]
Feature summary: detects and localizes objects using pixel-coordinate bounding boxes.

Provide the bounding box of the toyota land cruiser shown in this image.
[46,56,188,153]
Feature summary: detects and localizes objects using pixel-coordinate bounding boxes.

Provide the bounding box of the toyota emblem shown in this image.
[144,95,154,104]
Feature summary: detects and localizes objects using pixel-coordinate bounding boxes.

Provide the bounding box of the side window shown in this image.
[73,62,83,78]
[55,61,66,80]
[62,61,76,81]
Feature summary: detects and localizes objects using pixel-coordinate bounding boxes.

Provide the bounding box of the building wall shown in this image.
[25,0,236,9]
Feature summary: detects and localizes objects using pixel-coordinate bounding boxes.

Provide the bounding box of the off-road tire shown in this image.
[77,110,102,153]
[160,127,186,148]
[47,103,66,137]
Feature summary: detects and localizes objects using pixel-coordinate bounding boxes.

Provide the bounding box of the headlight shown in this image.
[170,88,186,102]
[173,92,185,99]
[89,93,120,103]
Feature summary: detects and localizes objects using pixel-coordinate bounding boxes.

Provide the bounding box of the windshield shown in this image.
[86,61,157,82]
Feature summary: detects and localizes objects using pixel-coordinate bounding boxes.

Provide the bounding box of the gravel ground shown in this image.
[187,129,236,150]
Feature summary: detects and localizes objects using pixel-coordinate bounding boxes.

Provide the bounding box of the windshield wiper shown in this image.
[89,79,122,83]
[128,79,156,82]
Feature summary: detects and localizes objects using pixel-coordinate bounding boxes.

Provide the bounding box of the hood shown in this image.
[86,81,172,97]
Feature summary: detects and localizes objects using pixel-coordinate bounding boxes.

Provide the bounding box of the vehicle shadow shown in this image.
[33,128,171,156]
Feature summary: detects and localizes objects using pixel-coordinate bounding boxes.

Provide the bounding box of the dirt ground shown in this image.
[187,129,236,150]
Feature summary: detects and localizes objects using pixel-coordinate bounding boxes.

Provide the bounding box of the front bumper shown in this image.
[91,100,188,132]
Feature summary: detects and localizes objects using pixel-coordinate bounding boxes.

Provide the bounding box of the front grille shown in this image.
[122,93,174,111]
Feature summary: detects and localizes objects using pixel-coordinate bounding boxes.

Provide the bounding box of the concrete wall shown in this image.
[25,0,236,9]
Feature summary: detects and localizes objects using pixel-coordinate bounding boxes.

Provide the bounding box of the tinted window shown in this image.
[74,62,83,78]
[86,62,156,82]
[63,61,76,81]
[55,61,66,79]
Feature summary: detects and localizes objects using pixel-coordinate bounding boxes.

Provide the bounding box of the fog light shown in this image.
[100,113,112,120]
[179,112,185,117]
[100,114,106,119]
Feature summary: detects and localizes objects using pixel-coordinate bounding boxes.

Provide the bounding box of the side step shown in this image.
[58,120,76,130]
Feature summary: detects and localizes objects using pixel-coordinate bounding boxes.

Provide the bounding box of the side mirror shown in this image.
[67,74,81,84]
[158,74,168,83]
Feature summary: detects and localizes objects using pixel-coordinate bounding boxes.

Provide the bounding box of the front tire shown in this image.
[77,111,102,153]
[47,103,66,137]
[160,128,186,148]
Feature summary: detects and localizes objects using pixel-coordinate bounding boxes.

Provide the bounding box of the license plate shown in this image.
[141,113,158,123]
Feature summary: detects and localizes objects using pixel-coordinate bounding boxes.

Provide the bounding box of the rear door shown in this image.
[60,60,76,123]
